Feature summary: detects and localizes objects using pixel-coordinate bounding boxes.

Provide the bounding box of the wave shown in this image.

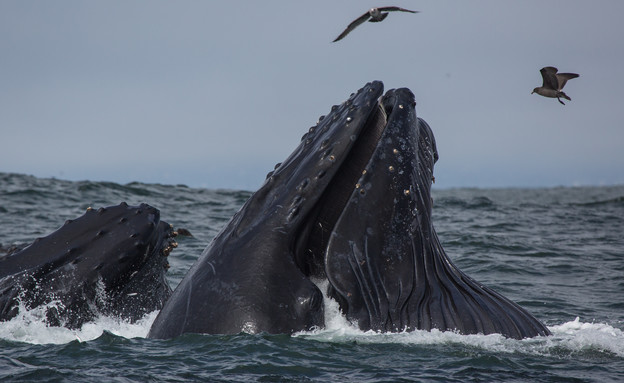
[1,301,622,360]
[296,317,624,359]
[574,195,624,207]
[0,299,158,345]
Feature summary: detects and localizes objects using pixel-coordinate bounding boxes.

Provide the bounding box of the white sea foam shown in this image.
[297,315,624,357]
[0,300,158,345]
[2,294,622,359]
[295,281,624,358]
[301,319,622,356]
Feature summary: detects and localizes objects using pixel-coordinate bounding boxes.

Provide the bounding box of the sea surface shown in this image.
[1,172,623,382]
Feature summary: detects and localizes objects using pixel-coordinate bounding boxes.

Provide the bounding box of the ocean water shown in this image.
[0,172,623,382]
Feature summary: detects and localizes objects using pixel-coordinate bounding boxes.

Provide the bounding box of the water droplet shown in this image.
[399,104,404,109]
[346,117,352,122]
[388,166,395,173]
[393,148,399,155]
[404,189,410,196]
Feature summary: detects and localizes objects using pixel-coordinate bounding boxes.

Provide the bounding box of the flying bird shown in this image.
[333,6,419,42]
[532,66,579,105]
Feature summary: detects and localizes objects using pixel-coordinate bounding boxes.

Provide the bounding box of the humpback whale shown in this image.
[0,203,176,328]
[148,81,550,340]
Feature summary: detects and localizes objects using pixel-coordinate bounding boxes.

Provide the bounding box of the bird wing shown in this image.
[555,73,579,90]
[540,67,560,90]
[333,12,371,42]
[377,6,418,13]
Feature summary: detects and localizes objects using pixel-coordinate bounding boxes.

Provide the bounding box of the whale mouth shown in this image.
[147,81,551,339]
[294,100,390,278]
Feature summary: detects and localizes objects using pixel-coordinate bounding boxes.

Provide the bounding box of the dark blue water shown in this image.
[1,172,623,382]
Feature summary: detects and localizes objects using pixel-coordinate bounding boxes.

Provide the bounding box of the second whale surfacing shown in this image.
[0,203,176,328]
[148,81,551,340]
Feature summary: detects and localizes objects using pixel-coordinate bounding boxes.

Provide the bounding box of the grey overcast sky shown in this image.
[1,1,623,190]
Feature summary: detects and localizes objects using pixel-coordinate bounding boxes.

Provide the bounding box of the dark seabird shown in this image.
[532,66,579,105]
[333,6,419,42]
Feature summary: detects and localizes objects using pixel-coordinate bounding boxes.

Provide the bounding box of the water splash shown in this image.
[3,279,623,361]
[295,294,624,359]
[0,298,158,345]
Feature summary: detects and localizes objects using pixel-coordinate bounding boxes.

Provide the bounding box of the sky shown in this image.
[1,1,623,190]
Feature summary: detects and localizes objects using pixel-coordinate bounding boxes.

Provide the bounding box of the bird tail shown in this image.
[559,92,571,101]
